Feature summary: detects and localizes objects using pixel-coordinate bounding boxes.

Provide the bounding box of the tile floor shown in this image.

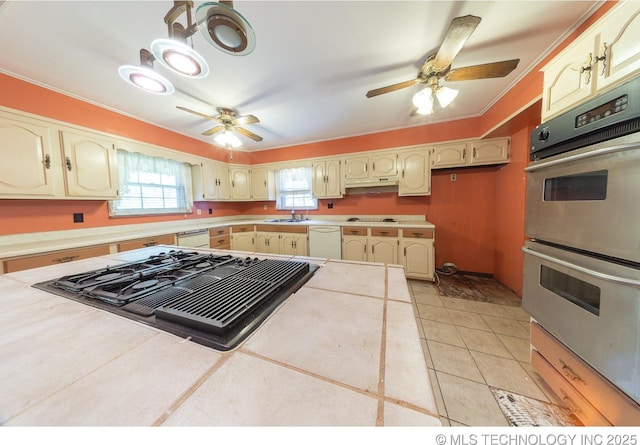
[408,273,568,426]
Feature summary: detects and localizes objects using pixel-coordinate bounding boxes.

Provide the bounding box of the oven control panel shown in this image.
[575,95,628,128]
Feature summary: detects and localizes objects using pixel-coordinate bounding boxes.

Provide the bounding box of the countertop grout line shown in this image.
[375,265,389,426]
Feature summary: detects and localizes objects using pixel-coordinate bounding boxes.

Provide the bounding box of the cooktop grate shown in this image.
[155,259,309,335]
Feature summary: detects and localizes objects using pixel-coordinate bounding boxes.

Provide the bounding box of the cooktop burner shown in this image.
[33,250,318,351]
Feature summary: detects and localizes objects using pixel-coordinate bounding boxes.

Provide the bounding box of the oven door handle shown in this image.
[522,246,640,287]
[524,142,640,172]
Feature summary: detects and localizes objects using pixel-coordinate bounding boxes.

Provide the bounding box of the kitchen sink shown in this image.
[263,218,307,223]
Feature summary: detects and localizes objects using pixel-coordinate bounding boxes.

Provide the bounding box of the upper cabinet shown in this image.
[0,111,58,198]
[229,166,252,201]
[250,166,275,201]
[398,147,431,196]
[0,110,118,199]
[344,152,398,184]
[542,1,640,121]
[431,138,510,169]
[192,161,230,201]
[59,130,118,198]
[312,158,342,198]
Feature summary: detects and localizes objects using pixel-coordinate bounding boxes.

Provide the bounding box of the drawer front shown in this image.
[4,245,111,273]
[402,228,434,239]
[342,227,367,236]
[209,226,229,236]
[118,234,176,252]
[210,234,231,249]
[231,224,255,233]
[531,350,611,426]
[531,322,640,425]
[257,224,308,234]
[370,227,398,237]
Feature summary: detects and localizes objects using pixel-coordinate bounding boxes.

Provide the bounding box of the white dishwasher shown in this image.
[308,225,342,259]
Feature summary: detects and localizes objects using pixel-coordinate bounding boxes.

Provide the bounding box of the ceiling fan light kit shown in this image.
[214,126,243,148]
[366,14,519,116]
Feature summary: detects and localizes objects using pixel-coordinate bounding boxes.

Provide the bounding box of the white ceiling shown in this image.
[0,1,600,152]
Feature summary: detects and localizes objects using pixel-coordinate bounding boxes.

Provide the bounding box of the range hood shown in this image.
[343,177,399,195]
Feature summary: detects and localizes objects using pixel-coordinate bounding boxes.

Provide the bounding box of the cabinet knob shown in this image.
[596,43,607,76]
[65,156,72,171]
[580,53,593,84]
[44,154,51,169]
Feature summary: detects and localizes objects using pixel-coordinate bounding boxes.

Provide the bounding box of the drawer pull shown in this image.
[559,389,584,416]
[412,232,422,237]
[559,359,586,385]
[350,230,358,235]
[380,231,389,236]
[217,239,224,244]
[44,154,51,169]
[143,241,158,247]
[65,156,72,171]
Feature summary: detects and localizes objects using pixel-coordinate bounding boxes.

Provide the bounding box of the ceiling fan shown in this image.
[366,15,520,115]
[177,106,263,147]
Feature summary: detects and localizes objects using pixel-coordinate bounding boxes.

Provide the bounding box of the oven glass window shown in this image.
[543,170,608,201]
[540,265,601,315]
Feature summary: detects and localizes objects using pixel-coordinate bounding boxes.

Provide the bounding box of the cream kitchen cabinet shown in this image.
[0,111,58,198]
[368,228,399,265]
[431,138,509,169]
[230,224,255,251]
[0,111,118,199]
[229,166,251,201]
[59,129,118,198]
[193,161,230,200]
[542,1,640,121]
[400,228,435,281]
[342,227,368,262]
[251,166,274,201]
[312,158,342,198]
[255,224,308,255]
[344,152,398,184]
[398,147,431,196]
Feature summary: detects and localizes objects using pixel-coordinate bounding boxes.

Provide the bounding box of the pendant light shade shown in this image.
[413,87,434,115]
[118,49,175,95]
[435,86,459,108]
[150,38,210,78]
[196,1,256,56]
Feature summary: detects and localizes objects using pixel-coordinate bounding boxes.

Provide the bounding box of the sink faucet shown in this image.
[291,209,296,220]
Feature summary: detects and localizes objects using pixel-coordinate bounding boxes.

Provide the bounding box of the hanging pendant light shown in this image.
[195,1,256,56]
[118,49,175,95]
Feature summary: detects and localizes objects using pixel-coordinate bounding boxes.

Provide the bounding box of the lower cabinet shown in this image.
[342,227,368,262]
[3,245,111,273]
[400,228,435,280]
[209,226,230,250]
[230,224,256,252]
[368,228,399,265]
[255,225,308,256]
[117,234,176,252]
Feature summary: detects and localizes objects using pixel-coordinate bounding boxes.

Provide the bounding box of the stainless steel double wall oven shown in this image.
[523,74,640,406]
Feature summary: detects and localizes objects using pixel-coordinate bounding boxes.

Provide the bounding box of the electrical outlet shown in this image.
[196,208,202,215]
[263,204,267,210]
[450,173,457,181]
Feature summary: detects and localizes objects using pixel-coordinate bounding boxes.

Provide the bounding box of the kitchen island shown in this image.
[0,246,440,426]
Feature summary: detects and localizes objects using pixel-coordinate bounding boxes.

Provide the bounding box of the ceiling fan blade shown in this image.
[366,79,420,98]
[202,126,224,136]
[432,15,482,72]
[444,59,520,82]
[236,126,263,142]
[235,114,260,125]
[176,106,218,122]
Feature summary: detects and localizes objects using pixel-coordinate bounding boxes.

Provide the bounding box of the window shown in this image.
[275,167,317,210]
[109,150,193,216]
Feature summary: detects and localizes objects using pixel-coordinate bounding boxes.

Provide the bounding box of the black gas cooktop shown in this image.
[33,250,318,351]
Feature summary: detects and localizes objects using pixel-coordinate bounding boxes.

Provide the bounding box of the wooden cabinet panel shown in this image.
[398,148,430,196]
[401,238,434,280]
[256,224,307,234]
[209,226,230,236]
[402,228,434,239]
[312,158,342,198]
[231,224,255,233]
[342,236,367,262]
[117,234,176,252]
[3,245,110,273]
[342,227,367,236]
[431,142,468,169]
[209,233,230,250]
[370,228,398,237]
[368,236,398,265]
[231,232,255,252]
[229,167,251,201]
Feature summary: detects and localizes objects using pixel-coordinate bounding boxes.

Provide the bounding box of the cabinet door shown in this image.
[324,159,342,198]
[431,143,468,169]
[469,138,509,166]
[369,237,398,265]
[402,239,434,280]
[0,112,57,197]
[256,232,280,254]
[312,161,328,198]
[541,32,597,121]
[280,233,308,256]
[342,236,367,262]
[370,152,397,178]
[230,167,251,200]
[344,156,369,180]
[251,167,273,201]
[60,130,118,198]
[399,148,430,196]
[231,232,255,252]
[596,2,640,92]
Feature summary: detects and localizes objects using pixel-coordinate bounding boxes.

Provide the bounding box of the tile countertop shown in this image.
[0,216,435,259]
[0,246,440,426]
